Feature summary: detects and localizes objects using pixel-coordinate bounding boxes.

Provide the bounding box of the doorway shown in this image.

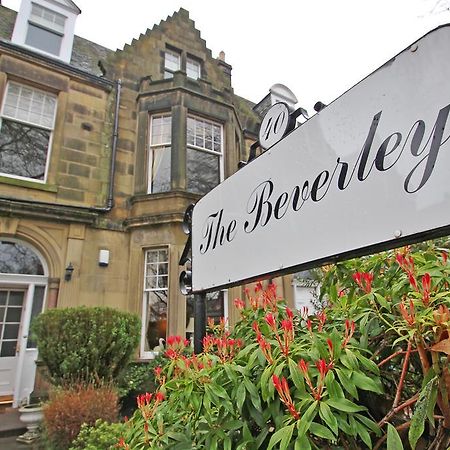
[0,240,48,407]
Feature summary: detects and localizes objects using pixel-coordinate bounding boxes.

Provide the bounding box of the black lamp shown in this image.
[65,262,74,281]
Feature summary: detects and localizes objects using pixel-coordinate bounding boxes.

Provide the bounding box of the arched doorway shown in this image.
[0,239,48,407]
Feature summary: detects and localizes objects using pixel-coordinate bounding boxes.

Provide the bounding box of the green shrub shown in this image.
[118,240,450,449]
[43,384,119,450]
[117,358,165,417]
[32,306,140,385]
[117,357,164,398]
[69,419,126,450]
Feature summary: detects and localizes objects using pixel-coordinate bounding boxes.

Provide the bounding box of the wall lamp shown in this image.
[65,262,74,282]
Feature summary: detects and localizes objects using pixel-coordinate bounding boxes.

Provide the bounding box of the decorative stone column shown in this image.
[46,277,60,309]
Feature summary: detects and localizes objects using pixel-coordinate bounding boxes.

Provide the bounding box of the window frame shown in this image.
[164,49,181,79]
[0,81,57,183]
[186,57,201,80]
[147,113,172,194]
[141,247,169,359]
[186,114,224,194]
[25,3,67,57]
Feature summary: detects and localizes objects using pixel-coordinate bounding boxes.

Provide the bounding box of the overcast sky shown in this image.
[3,0,450,112]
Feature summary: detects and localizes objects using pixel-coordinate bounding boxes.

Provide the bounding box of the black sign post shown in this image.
[179,204,208,354]
[193,292,206,354]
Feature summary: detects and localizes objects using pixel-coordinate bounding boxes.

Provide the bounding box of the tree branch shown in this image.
[373,420,411,450]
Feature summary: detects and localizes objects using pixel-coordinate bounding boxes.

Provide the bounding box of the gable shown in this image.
[108,8,232,91]
[45,0,81,14]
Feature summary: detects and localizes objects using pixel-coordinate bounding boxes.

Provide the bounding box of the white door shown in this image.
[0,289,25,398]
[0,240,48,406]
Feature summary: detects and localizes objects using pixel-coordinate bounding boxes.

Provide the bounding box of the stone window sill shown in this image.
[0,176,58,192]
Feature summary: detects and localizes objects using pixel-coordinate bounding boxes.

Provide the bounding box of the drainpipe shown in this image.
[103,78,121,211]
[0,79,122,214]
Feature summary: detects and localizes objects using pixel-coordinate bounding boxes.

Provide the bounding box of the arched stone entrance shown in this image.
[0,239,48,407]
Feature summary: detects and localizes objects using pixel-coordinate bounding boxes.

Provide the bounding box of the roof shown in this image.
[233,94,260,136]
[0,5,112,77]
[0,4,260,129]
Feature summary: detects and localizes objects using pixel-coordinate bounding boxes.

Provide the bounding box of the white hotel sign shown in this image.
[191,25,450,292]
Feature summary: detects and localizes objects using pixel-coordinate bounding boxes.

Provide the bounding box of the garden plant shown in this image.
[116,239,450,449]
[31,306,140,449]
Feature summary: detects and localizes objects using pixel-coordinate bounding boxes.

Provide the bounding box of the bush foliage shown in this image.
[117,239,450,449]
[32,306,140,385]
[117,359,163,399]
[69,419,126,450]
[43,384,119,450]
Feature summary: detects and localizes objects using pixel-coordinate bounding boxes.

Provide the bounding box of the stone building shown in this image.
[0,0,295,407]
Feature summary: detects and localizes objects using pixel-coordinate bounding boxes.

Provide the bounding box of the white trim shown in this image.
[0,274,48,285]
[223,289,229,321]
[0,81,57,183]
[0,239,48,406]
[186,57,201,80]
[164,49,181,78]
[45,0,80,14]
[12,284,34,407]
[1,82,57,130]
[147,114,172,194]
[140,247,169,360]
[0,277,47,407]
[11,0,79,63]
[187,114,224,190]
[30,3,66,35]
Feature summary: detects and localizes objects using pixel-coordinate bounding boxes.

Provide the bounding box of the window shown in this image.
[0,241,44,275]
[142,249,168,357]
[293,271,320,313]
[164,50,181,79]
[0,290,25,357]
[187,116,223,195]
[187,57,201,80]
[0,82,57,181]
[25,3,66,56]
[186,290,228,339]
[148,114,171,193]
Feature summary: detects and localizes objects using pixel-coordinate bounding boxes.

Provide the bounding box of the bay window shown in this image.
[142,248,168,357]
[0,82,57,181]
[148,114,171,193]
[186,115,223,195]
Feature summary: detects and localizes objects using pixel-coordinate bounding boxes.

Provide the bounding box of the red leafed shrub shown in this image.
[43,384,119,450]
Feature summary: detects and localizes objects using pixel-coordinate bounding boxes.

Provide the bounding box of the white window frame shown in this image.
[147,114,172,194]
[0,81,57,183]
[164,50,181,79]
[186,115,224,194]
[25,3,66,57]
[29,3,66,33]
[141,248,169,359]
[186,57,201,80]
[11,0,79,63]
[292,279,320,314]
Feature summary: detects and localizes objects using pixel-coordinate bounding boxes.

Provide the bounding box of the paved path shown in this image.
[0,434,44,449]
[0,407,44,449]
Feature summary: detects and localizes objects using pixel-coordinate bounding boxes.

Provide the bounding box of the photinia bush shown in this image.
[117,239,450,449]
[319,239,450,449]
